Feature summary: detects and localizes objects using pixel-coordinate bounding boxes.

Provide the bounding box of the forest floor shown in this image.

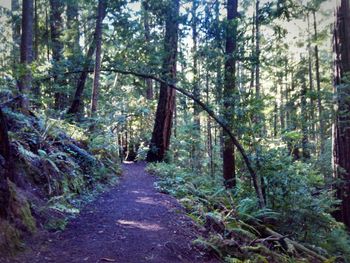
[5,162,219,263]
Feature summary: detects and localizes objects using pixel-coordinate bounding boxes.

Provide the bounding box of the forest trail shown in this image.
[8,162,218,263]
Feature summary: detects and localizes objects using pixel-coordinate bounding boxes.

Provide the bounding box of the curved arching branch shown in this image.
[42,68,265,208]
[108,68,265,208]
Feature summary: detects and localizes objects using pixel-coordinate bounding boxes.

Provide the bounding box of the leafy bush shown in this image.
[148,157,350,262]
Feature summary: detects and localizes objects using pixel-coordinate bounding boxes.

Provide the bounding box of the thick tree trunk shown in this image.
[67,2,107,115]
[90,0,106,115]
[146,0,179,162]
[49,0,65,110]
[333,0,350,229]
[0,108,12,219]
[18,0,34,110]
[222,0,238,188]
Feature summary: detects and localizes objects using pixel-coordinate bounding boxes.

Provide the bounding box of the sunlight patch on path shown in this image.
[116,220,164,231]
[135,196,159,205]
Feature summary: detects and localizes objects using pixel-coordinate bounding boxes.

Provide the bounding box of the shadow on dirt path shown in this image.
[6,162,220,263]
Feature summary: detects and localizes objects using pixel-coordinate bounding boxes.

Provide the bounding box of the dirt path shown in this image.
[7,162,219,263]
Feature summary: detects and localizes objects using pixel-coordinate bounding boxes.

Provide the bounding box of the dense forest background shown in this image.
[1,0,350,261]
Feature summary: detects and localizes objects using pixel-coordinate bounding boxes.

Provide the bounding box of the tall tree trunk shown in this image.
[301,69,310,159]
[143,0,153,100]
[191,0,201,170]
[333,0,350,229]
[45,7,50,62]
[214,0,224,159]
[50,0,65,110]
[34,0,39,61]
[192,0,200,128]
[66,0,81,92]
[33,0,40,98]
[146,0,179,162]
[255,0,261,112]
[223,0,238,188]
[307,13,315,140]
[11,0,21,85]
[279,77,285,133]
[206,68,214,177]
[313,11,325,153]
[18,0,34,110]
[67,1,107,115]
[90,0,106,115]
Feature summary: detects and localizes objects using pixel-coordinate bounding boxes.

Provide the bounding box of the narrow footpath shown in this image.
[8,162,219,263]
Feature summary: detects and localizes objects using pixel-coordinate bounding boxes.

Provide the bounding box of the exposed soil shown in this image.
[3,162,219,263]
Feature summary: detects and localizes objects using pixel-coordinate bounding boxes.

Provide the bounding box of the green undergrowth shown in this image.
[0,107,122,254]
[147,162,350,262]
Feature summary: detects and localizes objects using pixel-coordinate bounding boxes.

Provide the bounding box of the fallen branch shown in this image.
[251,222,328,262]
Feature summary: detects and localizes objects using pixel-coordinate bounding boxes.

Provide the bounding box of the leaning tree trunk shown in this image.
[67,1,107,116]
[333,0,350,229]
[18,0,34,110]
[0,108,12,219]
[222,0,238,188]
[49,0,65,110]
[90,0,106,116]
[146,0,179,162]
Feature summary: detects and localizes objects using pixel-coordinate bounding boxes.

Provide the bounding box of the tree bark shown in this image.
[301,68,310,159]
[67,2,107,115]
[332,0,350,229]
[0,108,12,219]
[11,0,21,87]
[146,0,179,162]
[191,0,201,170]
[255,0,261,109]
[143,0,153,100]
[90,0,106,115]
[313,11,325,153]
[18,0,34,110]
[307,13,315,140]
[222,0,238,188]
[49,0,65,110]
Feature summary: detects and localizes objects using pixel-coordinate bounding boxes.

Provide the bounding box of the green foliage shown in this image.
[148,160,350,262]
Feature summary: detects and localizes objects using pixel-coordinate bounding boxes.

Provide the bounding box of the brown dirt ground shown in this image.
[2,162,220,263]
